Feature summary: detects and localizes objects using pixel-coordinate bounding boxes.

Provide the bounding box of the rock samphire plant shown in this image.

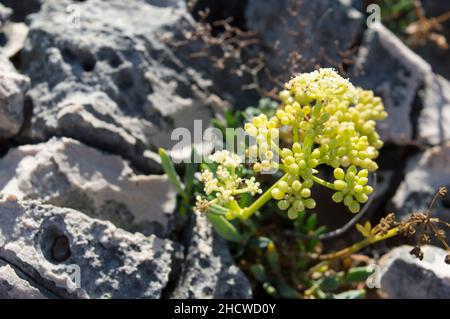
[195,68,387,221]
[160,68,449,298]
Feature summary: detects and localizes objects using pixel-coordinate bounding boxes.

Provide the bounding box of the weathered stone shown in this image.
[1,22,29,59]
[0,200,183,298]
[351,24,431,143]
[170,212,252,299]
[417,74,450,145]
[379,245,450,299]
[0,260,48,299]
[245,0,363,87]
[390,142,450,231]
[351,24,450,145]
[0,53,30,138]
[0,137,176,237]
[20,0,216,172]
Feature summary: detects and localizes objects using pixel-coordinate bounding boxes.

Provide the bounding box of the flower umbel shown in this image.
[195,150,262,217]
[243,68,387,217]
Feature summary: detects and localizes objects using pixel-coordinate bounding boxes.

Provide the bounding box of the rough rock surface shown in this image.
[20,0,216,172]
[0,53,30,138]
[0,200,183,298]
[170,212,252,299]
[351,24,429,143]
[0,137,176,237]
[417,74,450,145]
[0,260,48,299]
[379,245,450,299]
[351,24,450,145]
[245,0,363,89]
[1,22,29,59]
[390,142,450,233]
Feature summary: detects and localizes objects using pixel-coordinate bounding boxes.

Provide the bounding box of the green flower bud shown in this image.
[363,186,374,194]
[293,199,305,211]
[293,143,302,154]
[356,193,368,203]
[277,200,290,210]
[300,188,311,198]
[289,163,300,175]
[334,180,346,190]
[303,179,314,188]
[292,180,302,192]
[344,194,353,206]
[332,192,344,203]
[348,201,360,213]
[278,181,289,193]
[304,198,316,209]
[333,168,345,180]
[288,207,299,219]
[271,188,285,200]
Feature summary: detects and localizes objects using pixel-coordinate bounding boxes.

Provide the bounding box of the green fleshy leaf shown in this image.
[305,213,317,231]
[184,147,197,196]
[158,148,187,200]
[318,276,340,292]
[344,267,374,284]
[207,213,242,243]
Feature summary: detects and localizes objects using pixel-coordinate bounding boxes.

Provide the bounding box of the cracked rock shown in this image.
[20,0,215,172]
[0,53,30,139]
[379,245,450,299]
[170,212,252,299]
[0,260,48,299]
[0,200,183,299]
[0,137,177,237]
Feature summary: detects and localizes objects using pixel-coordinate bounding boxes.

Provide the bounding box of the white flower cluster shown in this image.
[195,150,262,213]
[284,68,357,103]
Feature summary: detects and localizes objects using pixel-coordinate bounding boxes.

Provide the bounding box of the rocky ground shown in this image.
[0,0,449,299]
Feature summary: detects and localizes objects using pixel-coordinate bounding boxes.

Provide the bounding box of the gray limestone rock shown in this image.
[0,53,30,138]
[351,25,431,144]
[351,24,450,145]
[379,245,450,299]
[170,212,252,299]
[245,0,364,89]
[0,199,183,298]
[20,0,216,172]
[390,142,450,235]
[0,137,176,237]
[0,260,48,299]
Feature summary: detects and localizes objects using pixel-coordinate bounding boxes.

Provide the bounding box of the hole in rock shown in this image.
[40,224,72,264]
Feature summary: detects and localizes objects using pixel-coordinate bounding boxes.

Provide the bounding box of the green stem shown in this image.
[242,173,289,219]
[270,139,282,156]
[293,123,299,144]
[320,227,400,261]
[302,101,322,156]
[308,227,400,275]
[311,175,336,190]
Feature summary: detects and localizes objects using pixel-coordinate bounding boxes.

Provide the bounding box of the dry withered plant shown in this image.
[319,186,450,265]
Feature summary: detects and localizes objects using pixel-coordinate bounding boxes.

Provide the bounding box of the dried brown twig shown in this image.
[405,0,450,49]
